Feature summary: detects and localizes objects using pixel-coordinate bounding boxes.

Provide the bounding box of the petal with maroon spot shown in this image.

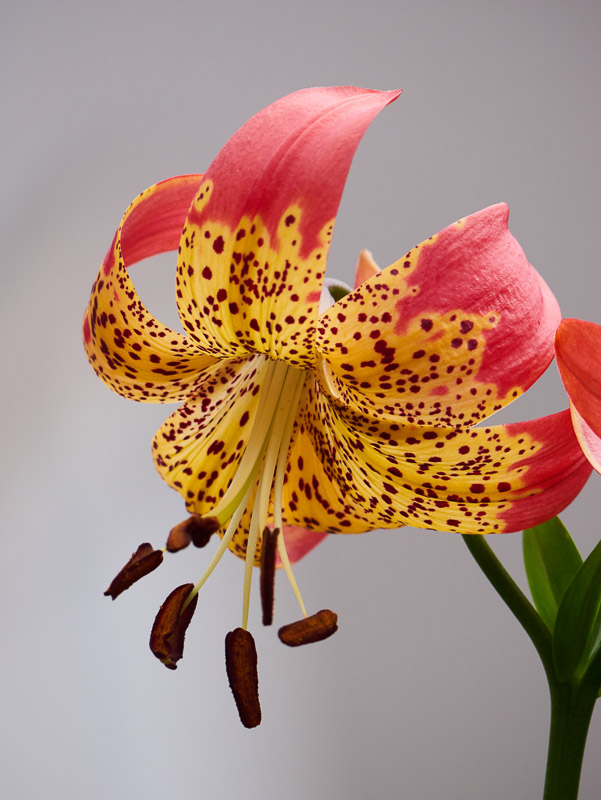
[303,392,590,533]
[315,204,560,429]
[176,87,400,369]
[152,355,267,511]
[281,377,393,533]
[83,175,218,402]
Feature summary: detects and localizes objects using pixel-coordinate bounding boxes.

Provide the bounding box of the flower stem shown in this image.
[462,534,598,800]
[543,681,595,800]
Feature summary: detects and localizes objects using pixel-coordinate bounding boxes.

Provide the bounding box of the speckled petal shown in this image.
[176,87,400,369]
[281,377,389,533]
[303,392,590,533]
[315,204,560,428]
[152,354,267,511]
[83,175,218,402]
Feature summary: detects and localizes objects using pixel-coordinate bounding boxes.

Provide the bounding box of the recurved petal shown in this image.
[569,403,601,474]
[83,175,218,402]
[315,204,560,429]
[176,87,400,369]
[152,354,267,512]
[555,318,601,439]
[305,390,590,533]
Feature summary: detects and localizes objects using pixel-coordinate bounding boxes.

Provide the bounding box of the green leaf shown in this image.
[522,517,583,632]
[553,538,601,683]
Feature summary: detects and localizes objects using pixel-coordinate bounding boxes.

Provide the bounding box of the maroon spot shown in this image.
[467,339,478,351]
[202,266,212,279]
[451,338,463,348]
[236,229,246,240]
[240,411,250,427]
[421,319,433,332]
[229,302,239,314]
[149,354,161,363]
[458,445,470,454]
[412,350,425,359]
[285,214,296,226]
[470,484,485,493]
[446,519,460,527]
[460,320,474,334]
[497,482,511,492]
[212,236,225,254]
[187,265,194,277]
[83,315,91,343]
[217,288,227,302]
[249,319,260,332]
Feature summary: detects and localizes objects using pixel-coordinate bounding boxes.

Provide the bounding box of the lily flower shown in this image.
[555,318,601,473]
[84,87,590,727]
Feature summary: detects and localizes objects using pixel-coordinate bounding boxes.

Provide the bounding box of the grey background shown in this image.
[2,0,600,797]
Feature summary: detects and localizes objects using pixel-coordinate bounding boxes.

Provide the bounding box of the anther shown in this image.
[260,527,279,626]
[166,515,219,552]
[225,628,262,729]
[149,583,198,670]
[104,543,163,600]
[278,609,338,647]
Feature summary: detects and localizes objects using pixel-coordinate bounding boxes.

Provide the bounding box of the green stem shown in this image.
[543,682,596,800]
[462,535,597,800]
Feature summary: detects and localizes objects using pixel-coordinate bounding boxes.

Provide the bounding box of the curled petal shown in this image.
[83,175,217,402]
[304,390,591,533]
[315,204,560,428]
[177,87,400,368]
[556,318,601,435]
[569,403,601,474]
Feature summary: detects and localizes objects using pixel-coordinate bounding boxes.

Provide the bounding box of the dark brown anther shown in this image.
[278,609,338,647]
[225,628,262,729]
[149,583,198,670]
[166,515,219,552]
[104,543,163,600]
[260,527,279,626]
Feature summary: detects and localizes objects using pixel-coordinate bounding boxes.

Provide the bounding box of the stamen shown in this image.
[183,479,256,609]
[149,583,198,669]
[210,358,287,524]
[225,628,261,728]
[166,515,219,552]
[271,377,309,617]
[240,366,302,630]
[278,609,338,647]
[260,527,278,626]
[104,543,163,600]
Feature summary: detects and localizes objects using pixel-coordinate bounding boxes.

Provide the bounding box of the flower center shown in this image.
[183,357,308,625]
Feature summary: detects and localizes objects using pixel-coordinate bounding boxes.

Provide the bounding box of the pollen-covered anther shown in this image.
[104,543,163,600]
[149,583,198,670]
[166,514,219,552]
[278,609,338,647]
[225,628,261,729]
[260,527,279,626]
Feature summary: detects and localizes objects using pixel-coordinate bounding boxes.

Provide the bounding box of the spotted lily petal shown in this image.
[304,397,590,533]
[176,87,400,368]
[83,175,218,402]
[555,318,601,472]
[316,204,560,428]
[153,355,266,509]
